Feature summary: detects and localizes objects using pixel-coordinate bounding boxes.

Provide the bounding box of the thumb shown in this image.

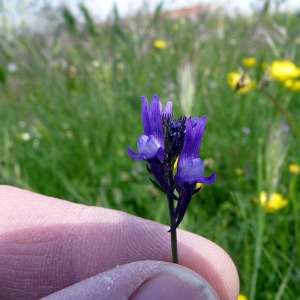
[42,260,219,300]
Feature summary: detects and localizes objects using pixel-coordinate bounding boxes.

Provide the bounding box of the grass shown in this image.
[1,2,300,299]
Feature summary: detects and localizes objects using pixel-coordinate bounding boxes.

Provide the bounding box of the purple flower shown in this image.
[127,95,165,160]
[175,117,216,185]
[127,95,176,199]
[127,95,167,161]
[171,118,216,231]
[127,94,216,232]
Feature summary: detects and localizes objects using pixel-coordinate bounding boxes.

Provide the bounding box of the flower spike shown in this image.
[127,95,216,233]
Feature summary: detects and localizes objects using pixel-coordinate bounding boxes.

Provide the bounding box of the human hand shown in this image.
[0,185,239,299]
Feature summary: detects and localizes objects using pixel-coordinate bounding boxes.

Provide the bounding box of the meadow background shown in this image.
[0,1,300,299]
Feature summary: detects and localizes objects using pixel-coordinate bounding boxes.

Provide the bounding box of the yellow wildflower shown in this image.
[289,164,300,175]
[153,40,168,49]
[242,57,257,67]
[254,191,288,213]
[269,60,300,82]
[238,295,248,300]
[284,79,300,91]
[227,72,256,94]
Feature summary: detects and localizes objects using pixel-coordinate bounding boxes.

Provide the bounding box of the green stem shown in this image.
[250,138,266,300]
[168,195,179,264]
[290,175,300,267]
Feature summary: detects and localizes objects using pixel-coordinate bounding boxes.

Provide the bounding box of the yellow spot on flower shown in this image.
[195,183,203,189]
[153,40,168,49]
[242,57,257,67]
[269,60,300,82]
[238,295,248,300]
[254,191,288,213]
[227,72,256,94]
[284,79,300,91]
[289,164,300,175]
[174,157,179,170]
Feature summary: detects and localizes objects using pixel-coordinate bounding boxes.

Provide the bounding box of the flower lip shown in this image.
[127,135,164,161]
[175,158,216,185]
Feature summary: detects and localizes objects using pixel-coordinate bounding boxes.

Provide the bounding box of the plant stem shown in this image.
[290,174,300,268]
[167,195,179,264]
[250,138,265,300]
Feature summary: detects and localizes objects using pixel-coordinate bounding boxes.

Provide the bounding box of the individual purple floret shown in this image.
[171,118,216,231]
[127,95,176,199]
[127,95,165,161]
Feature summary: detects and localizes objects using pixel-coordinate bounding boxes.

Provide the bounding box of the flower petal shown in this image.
[141,95,164,149]
[177,117,206,171]
[150,95,164,147]
[141,96,151,136]
[163,101,173,117]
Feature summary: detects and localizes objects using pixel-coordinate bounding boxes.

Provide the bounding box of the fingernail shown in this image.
[130,264,220,300]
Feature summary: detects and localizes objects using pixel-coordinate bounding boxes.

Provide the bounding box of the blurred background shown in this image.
[1,0,300,299]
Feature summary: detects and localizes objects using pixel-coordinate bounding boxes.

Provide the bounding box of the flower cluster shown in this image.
[269,60,300,82]
[269,60,300,91]
[227,58,300,93]
[127,94,216,231]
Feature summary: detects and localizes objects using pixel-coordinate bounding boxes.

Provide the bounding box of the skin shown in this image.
[0,185,239,299]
